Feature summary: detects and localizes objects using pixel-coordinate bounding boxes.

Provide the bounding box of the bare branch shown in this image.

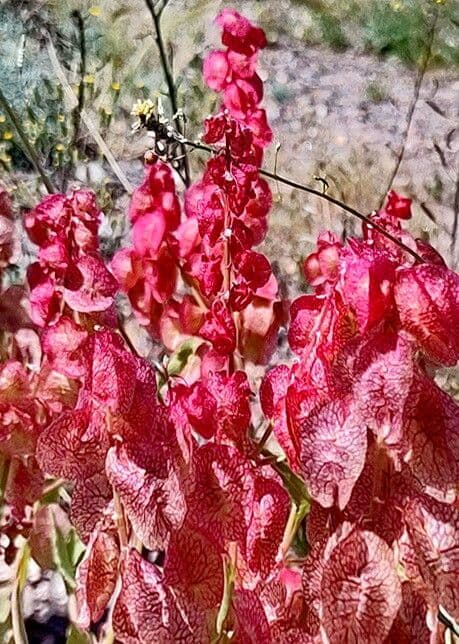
[70,10,87,151]
[451,174,459,256]
[180,138,424,264]
[379,7,439,208]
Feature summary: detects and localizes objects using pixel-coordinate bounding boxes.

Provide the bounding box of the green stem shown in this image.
[11,540,30,644]
[0,454,11,515]
[0,87,55,194]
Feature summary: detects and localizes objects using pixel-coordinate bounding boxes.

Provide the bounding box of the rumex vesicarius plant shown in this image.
[1,9,458,643]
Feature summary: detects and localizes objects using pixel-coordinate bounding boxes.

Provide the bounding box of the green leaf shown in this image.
[66,624,91,644]
[272,459,311,509]
[53,526,85,590]
[213,544,237,642]
[166,337,203,379]
[272,459,311,556]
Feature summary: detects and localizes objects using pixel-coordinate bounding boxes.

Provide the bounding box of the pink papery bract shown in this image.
[185,443,254,552]
[298,398,367,510]
[395,264,459,366]
[304,523,402,643]
[113,549,194,643]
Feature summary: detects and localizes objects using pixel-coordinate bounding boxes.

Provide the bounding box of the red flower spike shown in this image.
[216,10,267,55]
[200,299,237,355]
[132,211,167,258]
[8,9,459,641]
[128,162,180,229]
[235,250,272,291]
[203,50,230,92]
[245,108,273,148]
[395,264,459,365]
[298,399,367,510]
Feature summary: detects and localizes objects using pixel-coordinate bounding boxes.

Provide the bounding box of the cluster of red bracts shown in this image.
[111,7,280,367]
[25,191,118,327]
[262,192,459,641]
[0,8,458,644]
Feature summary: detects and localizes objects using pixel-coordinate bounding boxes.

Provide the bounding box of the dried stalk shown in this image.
[46,35,133,194]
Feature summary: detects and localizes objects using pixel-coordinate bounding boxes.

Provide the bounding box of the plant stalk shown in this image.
[180,138,424,264]
[0,87,55,194]
[144,0,191,186]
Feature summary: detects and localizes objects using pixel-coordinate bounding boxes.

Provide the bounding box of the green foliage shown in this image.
[293,0,459,68]
[315,11,349,51]
[66,624,91,644]
[166,337,204,380]
[361,0,458,67]
[365,81,388,103]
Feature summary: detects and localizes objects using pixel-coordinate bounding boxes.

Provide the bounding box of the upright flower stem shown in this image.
[0,87,55,194]
[144,0,191,186]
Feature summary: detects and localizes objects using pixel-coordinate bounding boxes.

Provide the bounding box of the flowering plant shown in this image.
[1,9,458,643]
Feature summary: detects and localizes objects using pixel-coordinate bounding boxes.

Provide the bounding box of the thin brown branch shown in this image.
[451,174,459,256]
[439,605,459,638]
[180,138,424,263]
[0,87,55,194]
[379,7,439,208]
[144,0,191,186]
